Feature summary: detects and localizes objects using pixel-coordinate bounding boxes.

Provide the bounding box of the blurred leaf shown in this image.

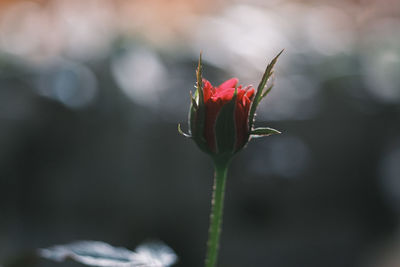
[38,241,177,267]
[134,242,177,267]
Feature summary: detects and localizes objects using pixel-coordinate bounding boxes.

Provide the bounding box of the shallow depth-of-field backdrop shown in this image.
[1,0,400,266]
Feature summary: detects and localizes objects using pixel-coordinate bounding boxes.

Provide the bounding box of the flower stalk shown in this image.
[205,159,230,267]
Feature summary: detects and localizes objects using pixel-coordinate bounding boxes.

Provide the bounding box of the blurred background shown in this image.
[0,0,400,266]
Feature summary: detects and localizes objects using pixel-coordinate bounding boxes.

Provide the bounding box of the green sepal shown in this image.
[187,53,210,154]
[261,84,273,99]
[189,96,209,153]
[251,127,281,137]
[178,123,191,138]
[190,91,198,110]
[214,87,238,155]
[188,91,197,135]
[196,52,204,107]
[248,50,283,134]
[194,53,205,140]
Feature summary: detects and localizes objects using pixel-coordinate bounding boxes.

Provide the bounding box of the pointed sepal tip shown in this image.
[178,123,191,138]
[251,127,281,138]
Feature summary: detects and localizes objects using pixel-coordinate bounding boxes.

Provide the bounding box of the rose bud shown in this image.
[179,51,283,161]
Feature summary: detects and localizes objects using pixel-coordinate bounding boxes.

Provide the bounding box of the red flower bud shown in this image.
[179,51,283,160]
[203,78,255,153]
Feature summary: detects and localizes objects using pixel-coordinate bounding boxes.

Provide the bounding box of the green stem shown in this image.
[205,159,230,267]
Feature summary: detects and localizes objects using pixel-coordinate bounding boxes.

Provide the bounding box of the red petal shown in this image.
[203,79,214,102]
[218,78,238,90]
[245,87,255,100]
[213,88,235,102]
[237,89,246,101]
